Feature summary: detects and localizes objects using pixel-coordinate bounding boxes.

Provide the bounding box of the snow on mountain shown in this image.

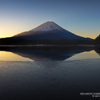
[30,21,64,32]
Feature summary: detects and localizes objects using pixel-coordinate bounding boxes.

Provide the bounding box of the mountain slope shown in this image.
[13,21,90,40]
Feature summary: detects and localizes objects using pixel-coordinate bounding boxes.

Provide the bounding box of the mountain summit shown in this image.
[13,21,90,40]
[30,21,64,32]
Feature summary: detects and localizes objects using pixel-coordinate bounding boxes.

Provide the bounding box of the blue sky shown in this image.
[0,0,100,39]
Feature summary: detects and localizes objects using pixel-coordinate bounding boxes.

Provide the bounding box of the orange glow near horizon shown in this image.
[0,50,99,61]
[0,51,33,61]
[67,50,100,61]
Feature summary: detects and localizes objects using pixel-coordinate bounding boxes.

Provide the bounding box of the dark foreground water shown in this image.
[0,46,100,100]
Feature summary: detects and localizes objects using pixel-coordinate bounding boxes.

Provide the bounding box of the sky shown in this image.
[0,0,100,39]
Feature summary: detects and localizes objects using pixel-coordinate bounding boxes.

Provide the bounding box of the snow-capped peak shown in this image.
[31,21,64,32]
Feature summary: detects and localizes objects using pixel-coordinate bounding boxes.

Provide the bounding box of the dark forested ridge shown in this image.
[0,37,94,45]
[95,35,100,44]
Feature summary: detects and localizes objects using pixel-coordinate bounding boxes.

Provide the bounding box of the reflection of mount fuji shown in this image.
[0,46,93,61]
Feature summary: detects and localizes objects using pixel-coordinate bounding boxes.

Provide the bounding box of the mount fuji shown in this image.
[13,21,90,40]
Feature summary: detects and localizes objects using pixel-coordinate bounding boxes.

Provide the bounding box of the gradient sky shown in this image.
[0,0,100,39]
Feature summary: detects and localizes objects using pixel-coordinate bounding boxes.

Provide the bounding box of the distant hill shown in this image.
[95,35,100,44]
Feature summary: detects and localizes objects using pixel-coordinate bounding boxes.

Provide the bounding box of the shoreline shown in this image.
[0,44,98,47]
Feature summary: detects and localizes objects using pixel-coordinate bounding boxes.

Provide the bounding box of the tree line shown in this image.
[0,37,94,45]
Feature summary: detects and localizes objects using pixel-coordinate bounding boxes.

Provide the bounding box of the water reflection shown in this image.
[0,46,100,100]
[0,46,98,61]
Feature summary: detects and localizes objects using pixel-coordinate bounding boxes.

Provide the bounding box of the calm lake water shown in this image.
[0,46,100,100]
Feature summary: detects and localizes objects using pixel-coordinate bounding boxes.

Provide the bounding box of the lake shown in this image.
[0,46,100,100]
